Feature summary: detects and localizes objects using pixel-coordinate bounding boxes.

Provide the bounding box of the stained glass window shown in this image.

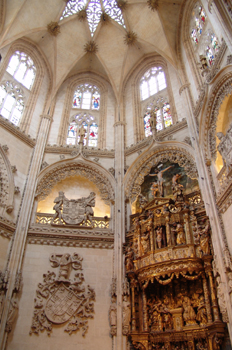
[0,81,25,126]
[6,51,36,90]
[66,113,98,147]
[143,99,173,136]
[190,5,206,45]
[204,33,220,66]
[60,0,126,36]
[72,84,100,110]
[140,67,167,101]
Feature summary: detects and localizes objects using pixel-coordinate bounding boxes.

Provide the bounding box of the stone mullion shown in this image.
[0,114,53,349]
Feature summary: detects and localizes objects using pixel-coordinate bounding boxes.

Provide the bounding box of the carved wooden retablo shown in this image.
[124,171,226,350]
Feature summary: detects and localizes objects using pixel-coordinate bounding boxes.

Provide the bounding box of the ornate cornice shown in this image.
[0,216,15,239]
[28,225,114,249]
[36,160,115,204]
[0,115,35,148]
[45,144,115,157]
[125,145,197,203]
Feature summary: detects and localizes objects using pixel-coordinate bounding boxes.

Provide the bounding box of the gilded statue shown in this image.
[141,231,150,255]
[182,296,196,325]
[199,220,210,256]
[156,226,163,249]
[151,182,159,197]
[196,296,207,326]
[125,246,134,271]
[171,223,186,245]
[138,194,148,210]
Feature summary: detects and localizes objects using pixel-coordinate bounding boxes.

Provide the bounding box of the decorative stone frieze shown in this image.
[30,253,95,336]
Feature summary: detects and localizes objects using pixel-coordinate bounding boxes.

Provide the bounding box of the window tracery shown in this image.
[143,96,172,136]
[72,83,100,110]
[140,67,166,101]
[67,112,98,147]
[6,51,36,90]
[60,0,126,36]
[0,81,24,126]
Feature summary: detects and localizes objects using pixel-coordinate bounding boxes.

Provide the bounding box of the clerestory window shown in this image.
[140,67,166,101]
[6,51,36,90]
[72,83,100,110]
[0,81,24,126]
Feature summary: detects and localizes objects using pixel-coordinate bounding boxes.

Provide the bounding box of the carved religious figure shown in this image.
[171,223,186,245]
[138,194,148,211]
[78,125,86,144]
[196,295,207,326]
[199,220,210,256]
[217,123,232,169]
[109,298,117,336]
[182,296,197,325]
[156,226,163,249]
[151,182,159,197]
[125,246,134,271]
[141,231,150,255]
[149,165,173,197]
[122,295,131,335]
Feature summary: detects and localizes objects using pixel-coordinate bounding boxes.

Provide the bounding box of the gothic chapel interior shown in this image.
[1,0,232,349]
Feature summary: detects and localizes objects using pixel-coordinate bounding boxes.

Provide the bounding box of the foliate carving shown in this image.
[2,145,9,152]
[47,21,60,36]
[108,167,115,176]
[53,191,96,226]
[14,186,20,194]
[30,253,95,336]
[183,137,192,146]
[217,123,232,170]
[126,148,198,203]
[5,298,18,333]
[227,55,232,65]
[41,161,49,170]
[36,162,114,205]
[11,165,17,173]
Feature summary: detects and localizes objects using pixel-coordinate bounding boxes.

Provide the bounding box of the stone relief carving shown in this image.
[126,148,198,203]
[30,253,95,336]
[109,277,117,336]
[36,162,114,205]
[0,145,15,212]
[5,299,18,333]
[53,191,96,226]
[217,123,232,170]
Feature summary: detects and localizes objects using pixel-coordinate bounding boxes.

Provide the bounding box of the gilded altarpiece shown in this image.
[124,163,226,350]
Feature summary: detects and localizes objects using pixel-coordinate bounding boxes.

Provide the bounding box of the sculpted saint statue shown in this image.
[156,226,163,249]
[182,296,196,325]
[78,125,86,144]
[199,220,210,256]
[53,191,65,221]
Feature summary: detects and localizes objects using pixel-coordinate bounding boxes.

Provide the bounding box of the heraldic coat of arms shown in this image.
[52,191,96,226]
[30,253,95,336]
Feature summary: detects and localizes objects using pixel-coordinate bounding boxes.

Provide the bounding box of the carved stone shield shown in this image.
[45,283,82,324]
[62,198,86,225]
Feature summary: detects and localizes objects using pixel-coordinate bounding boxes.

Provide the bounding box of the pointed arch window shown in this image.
[143,97,173,136]
[140,67,166,101]
[72,83,100,110]
[6,51,36,90]
[67,112,98,147]
[0,81,24,126]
